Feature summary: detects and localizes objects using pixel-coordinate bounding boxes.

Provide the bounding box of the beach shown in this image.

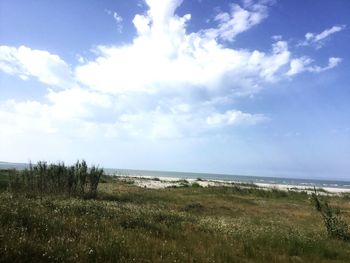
[113,174,350,194]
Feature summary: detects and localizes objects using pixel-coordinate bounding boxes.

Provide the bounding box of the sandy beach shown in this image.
[112,174,350,194]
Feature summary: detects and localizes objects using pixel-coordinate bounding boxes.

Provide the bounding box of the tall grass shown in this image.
[1,180,350,262]
[312,188,350,241]
[2,169,350,262]
[8,160,103,198]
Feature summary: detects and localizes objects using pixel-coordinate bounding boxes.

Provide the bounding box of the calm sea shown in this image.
[106,168,350,189]
[2,162,349,189]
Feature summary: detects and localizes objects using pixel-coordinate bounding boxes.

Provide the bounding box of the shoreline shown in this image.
[112,174,350,194]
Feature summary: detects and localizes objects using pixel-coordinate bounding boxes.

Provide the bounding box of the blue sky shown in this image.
[0,0,349,180]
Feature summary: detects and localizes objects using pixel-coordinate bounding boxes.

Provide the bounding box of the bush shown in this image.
[7,161,104,198]
[311,188,350,241]
[191,182,202,188]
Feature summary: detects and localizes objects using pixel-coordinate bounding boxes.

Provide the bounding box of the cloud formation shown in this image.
[287,57,342,76]
[75,0,289,95]
[0,0,343,140]
[105,9,123,32]
[204,0,271,41]
[299,25,346,49]
[0,45,72,88]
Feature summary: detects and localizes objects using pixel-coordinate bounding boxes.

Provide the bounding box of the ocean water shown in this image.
[2,161,349,189]
[106,169,350,189]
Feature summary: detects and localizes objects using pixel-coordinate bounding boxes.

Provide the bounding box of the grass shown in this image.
[1,170,350,262]
[312,189,350,241]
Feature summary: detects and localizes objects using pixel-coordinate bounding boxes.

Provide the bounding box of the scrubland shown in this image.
[1,166,350,262]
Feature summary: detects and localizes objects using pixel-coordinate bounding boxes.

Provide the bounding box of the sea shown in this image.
[1,162,349,189]
[106,168,350,189]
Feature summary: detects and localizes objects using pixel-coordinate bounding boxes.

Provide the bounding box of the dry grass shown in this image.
[1,175,350,262]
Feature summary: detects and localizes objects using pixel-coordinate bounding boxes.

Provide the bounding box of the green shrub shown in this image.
[311,188,350,241]
[7,161,104,198]
[191,182,202,188]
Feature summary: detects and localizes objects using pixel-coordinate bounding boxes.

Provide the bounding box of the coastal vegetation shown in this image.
[312,189,350,241]
[7,161,103,198]
[1,164,350,262]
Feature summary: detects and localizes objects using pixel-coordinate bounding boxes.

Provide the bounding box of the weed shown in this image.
[311,188,350,241]
[6,161,104,198]
[191,182,202,188]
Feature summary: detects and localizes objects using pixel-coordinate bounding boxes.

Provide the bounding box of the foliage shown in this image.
[7,161,103,198]
[191,182,202,188]
[311,188,350,241]
[1,173,350,262]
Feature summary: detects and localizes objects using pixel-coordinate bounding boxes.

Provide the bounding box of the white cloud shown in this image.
[0,0,343,141]
[133,14,152,35]
[105,9,123,32]
[46,88,112,121]
[286,57,313,76]
[203,1,270,42]
[308,57,342,73]
[299,25,346,49]
[0,92,267,140]
[0,45,73,88]
[0,88,114,141]
[272,35,282,41]
[113,12,122,22]
[287,57,342,76]
[75,8,291,95]
[0,100,55,136]
[113,12,123,32]
[206,110,268,126]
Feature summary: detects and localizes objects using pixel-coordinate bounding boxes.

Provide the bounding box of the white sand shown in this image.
[255,183,350,194]
[114,174,350,194]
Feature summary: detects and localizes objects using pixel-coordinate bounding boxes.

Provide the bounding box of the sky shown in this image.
[0,0,349,180]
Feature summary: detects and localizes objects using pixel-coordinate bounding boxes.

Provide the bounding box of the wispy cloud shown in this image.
[203,0,271,41]
[206,110,269,126]
[299,25,346,49]
[105,9,123,32]
[287,57,342,76]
